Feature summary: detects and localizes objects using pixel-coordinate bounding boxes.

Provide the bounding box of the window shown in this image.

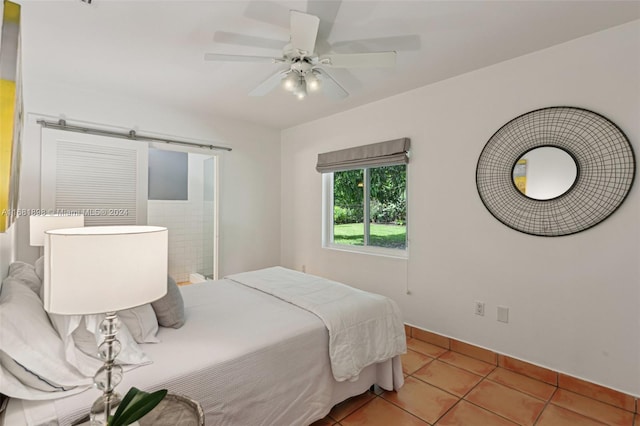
[317,138,410,256]
[324,164,407,255]
[148,149,188,201]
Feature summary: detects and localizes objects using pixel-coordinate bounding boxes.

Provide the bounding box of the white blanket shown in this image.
[227,267,407,382]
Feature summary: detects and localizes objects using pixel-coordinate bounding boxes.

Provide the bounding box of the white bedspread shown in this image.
[4,277,404,426]
[227,267,407,382]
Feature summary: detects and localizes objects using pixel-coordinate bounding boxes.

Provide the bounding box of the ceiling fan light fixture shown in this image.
[305,71,321,92]
[293,77,307,99]
[282,72,299,92]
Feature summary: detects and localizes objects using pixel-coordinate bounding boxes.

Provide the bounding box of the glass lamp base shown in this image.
[90,312,123,426]
[89,392,122,426]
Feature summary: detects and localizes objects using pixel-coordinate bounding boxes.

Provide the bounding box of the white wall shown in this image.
[16,80,281,279]
[281,21,640,396]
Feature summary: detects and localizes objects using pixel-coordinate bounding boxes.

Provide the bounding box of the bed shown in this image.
[1,266,406,426]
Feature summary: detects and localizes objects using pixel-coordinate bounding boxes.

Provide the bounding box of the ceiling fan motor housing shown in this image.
[291,59,314,74]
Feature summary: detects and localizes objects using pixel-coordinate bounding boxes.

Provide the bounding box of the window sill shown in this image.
[322,243,408,259]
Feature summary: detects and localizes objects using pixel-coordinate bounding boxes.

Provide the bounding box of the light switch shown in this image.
[497,306,509,323]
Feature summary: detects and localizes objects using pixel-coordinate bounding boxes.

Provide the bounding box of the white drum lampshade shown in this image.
[43,225,168,314]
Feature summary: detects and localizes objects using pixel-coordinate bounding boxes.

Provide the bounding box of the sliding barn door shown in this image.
[40,128,148,225]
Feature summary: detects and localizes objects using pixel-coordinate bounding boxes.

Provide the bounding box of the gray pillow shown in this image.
[151,276,185,328]
[118,304,160,343]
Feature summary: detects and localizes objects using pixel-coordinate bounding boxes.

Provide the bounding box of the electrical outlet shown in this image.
[497,306,509,323]
[474,301,485,316]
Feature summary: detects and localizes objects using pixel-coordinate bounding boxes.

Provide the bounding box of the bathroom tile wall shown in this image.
[148,153,212,283]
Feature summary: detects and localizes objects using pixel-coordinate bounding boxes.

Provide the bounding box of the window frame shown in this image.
[322,166,409,258]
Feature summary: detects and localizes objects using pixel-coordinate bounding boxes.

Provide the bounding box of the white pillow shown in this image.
[118,304,160,344]
[34,255,44,284]
[7,261,42,295]
[0,352,68,392]
[47,313,152,373]
[0,279,93,400]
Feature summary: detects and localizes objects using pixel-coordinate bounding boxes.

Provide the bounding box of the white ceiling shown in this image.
[19,0,640,130]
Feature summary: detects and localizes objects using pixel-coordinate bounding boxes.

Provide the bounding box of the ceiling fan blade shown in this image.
[204,53,282,63]
[249,70,288,97]
[290,10,320,54]
[315,68,348,100]
[321,51,397,68]
[213,31,287,51]
[306,0,342,43]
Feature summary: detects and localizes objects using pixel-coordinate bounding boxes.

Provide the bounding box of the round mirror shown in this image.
[477,107,635,237]
[512,146,578,200]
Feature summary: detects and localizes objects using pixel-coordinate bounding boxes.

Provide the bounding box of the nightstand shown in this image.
[73,393,204,426]
[138,393,204,425]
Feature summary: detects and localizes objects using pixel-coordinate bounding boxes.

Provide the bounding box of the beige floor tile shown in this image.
[487,367,555,401]
[551,389,635,426]
[319,336,637,426]
[438,351,495,376]
[536,404,608,426]
[402,349,433,375]
[435,400,518,426]
[341,397,428,426]
[381,376,458,424]
[413,360,483,397]
[464,380,545,426]
[329,391,376,421]
[407,338,448,358]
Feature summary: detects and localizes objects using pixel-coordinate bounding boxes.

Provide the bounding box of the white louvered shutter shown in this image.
[41,128,148,225]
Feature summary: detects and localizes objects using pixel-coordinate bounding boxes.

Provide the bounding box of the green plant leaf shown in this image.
[109,389,167,426]
[111,387,141,422]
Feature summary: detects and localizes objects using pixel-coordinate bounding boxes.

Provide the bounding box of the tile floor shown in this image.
[311,337,638,426]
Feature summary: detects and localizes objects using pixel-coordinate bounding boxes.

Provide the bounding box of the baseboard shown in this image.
[404,324,638,414]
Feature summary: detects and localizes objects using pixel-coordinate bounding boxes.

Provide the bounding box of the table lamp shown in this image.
[43,225,168,425]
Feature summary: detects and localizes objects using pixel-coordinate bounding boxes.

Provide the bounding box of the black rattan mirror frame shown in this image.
[476,106,635,237]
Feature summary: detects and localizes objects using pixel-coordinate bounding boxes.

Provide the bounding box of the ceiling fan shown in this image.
[204,10,397,100]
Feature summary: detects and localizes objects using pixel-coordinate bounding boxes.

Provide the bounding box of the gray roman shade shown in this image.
[316,138,410,173]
